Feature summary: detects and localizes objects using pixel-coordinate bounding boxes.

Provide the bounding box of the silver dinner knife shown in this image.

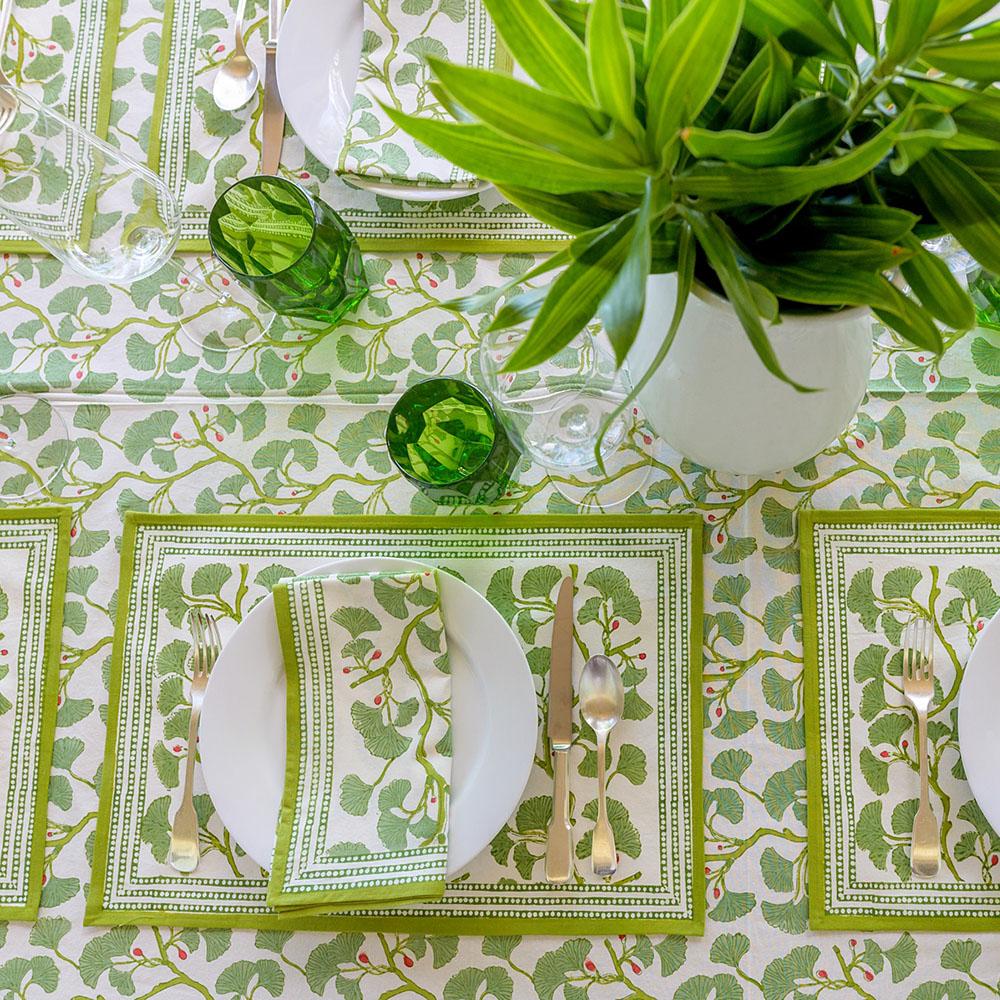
[261,0,285,175]
[545,575,575,883]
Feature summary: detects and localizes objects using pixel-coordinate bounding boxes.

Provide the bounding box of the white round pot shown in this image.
[626,273,874,475]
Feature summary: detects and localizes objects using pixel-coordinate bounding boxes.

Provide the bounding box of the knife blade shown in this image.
[545,575,574,883]
[261,0,285,175]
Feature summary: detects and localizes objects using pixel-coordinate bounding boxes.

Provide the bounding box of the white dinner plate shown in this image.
[958,610,1000,834]
[199,556,537,876]
[276,0,491,202]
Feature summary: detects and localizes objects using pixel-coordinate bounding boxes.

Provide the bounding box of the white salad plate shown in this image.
[958,610,1000,836]
[276,0,490,202]
[199,556,537,876]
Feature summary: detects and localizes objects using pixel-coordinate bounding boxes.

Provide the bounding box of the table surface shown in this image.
[4,1,1000,997]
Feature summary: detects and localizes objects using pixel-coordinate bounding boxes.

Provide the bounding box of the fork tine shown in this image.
[922,616,933,680]
[205,615,222,669]
[902,616,914,679]
[189,608,205,677]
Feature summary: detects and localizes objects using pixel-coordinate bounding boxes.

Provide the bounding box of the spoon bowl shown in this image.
[212,0,259,112]
[580,654,625,732]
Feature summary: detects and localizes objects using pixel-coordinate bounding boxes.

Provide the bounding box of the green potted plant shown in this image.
[388,0,1000,474]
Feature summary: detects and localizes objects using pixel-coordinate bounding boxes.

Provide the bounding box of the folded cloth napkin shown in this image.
[268,570,452,912]
[338,0,504,189]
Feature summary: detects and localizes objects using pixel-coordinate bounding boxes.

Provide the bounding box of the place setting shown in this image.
[88,513,703,934]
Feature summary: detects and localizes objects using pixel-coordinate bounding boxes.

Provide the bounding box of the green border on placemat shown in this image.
[801,508,1000,932]
[87,512,704,935]
[0,507,70,921]
[0,0,123,255]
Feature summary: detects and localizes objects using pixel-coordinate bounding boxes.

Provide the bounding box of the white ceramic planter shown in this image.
[626,273,874,475]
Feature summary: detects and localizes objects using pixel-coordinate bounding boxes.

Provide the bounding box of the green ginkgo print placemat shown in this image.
[88,512,703,934]
[802,510,1000,930]
[0,508,69,920]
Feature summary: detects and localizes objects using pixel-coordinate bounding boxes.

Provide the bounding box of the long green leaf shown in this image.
[597,181,653,364]
[899,234,976,329]
[833,0,877,55]
[445,248,576,315]
[873,282,946,353]
[681,207,812,391]
[741,257,898,307]
[497,186,640,234]
[748,38,795,131]
[744,0,856,63]
[930,0,999,35]
[885,0,939,65]
[760,235,913,270]
[504,218,637,371]
[910,149,1000,272]
[673,116,906,208]
[644,0,745,155]
[426,59,644,168]
[682,94,850,166]
[709,43,775,130]
[383,110,649,195]
[922,35,1000,81]
[586,0,637,129]
[801,203,920,242]
[597,220,696,466]
[483,0,592,104]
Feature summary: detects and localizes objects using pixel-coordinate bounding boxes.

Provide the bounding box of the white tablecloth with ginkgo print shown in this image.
[3,0,1000,996]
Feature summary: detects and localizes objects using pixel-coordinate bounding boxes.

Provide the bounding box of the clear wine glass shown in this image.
[479,327,653,509]
[0,395,68,500]
[0,85,180,282]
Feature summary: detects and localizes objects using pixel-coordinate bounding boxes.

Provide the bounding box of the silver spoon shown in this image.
[212,0,259,112]
[579,653,625,877]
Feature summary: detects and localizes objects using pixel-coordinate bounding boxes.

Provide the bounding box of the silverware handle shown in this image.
[911,708,941,879]
[180,698,202,802]
[591,732,616,876]
[234,0,250,59]
[546,747,572,883]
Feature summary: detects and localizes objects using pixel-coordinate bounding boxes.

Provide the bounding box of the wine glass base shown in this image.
[548,445,654,511]
[0,396,68,501]
[177,259,276,353]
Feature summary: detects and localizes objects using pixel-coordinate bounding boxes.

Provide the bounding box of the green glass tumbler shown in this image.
[386,377,520,506]
[208,175,367,324]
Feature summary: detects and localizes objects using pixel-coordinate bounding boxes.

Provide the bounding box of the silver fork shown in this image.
[901,615,941,879]
[168,610,221,873]
[0,0,19,133]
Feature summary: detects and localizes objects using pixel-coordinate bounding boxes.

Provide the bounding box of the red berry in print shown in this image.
[343,667,350,674]
[41,874,46,885]
[902,740,908,749]
[75,370,83,379]
[28,50,34,58]
[403,954,414,968]
[618,934,626,941]
[706,686,714,694]
[70,527,76,537]
[133,948,143,957]
[173,745,181,753]
[216,433,224,442]
[429,279,438,288]
[431,796,437,803]
[929,374,936,383]
[299,171,310,180]
[202,405,209,413]
[992,854,998,866]
[372,650,382,660]
[818,970,828,980]
[0,650,6,657]
[179,275,189,285]
[221,277,230,286]
[715,707,723,717]
[638,652,646,660]
[374,695,382,706]
[864,971,874,982]
[387,278,397,286]
[642,435,652,445]
[172,432,181,440]
[717,533,724,544]
[630,962,641,975]
[855,438,864,449]
[849,939,857,948]
[611,620,619,631]
[713,887,720,899]
[704,866,710,875]
[918,356,925,363]
[358,953,369,964]
[291,372,298,381]
[71,353,78,360]
[11,277,19,287]
[880,750,889,758]
[416,253,424,260]
[584,959,596,972]
[215,43,225,53]
[707,514,716,522]
[721,494,728,500]
[977,620,985,631]
[178,949,187,960]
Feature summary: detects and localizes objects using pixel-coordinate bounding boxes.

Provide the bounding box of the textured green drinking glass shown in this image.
[386,378,520,506]
[208,175,367,324]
